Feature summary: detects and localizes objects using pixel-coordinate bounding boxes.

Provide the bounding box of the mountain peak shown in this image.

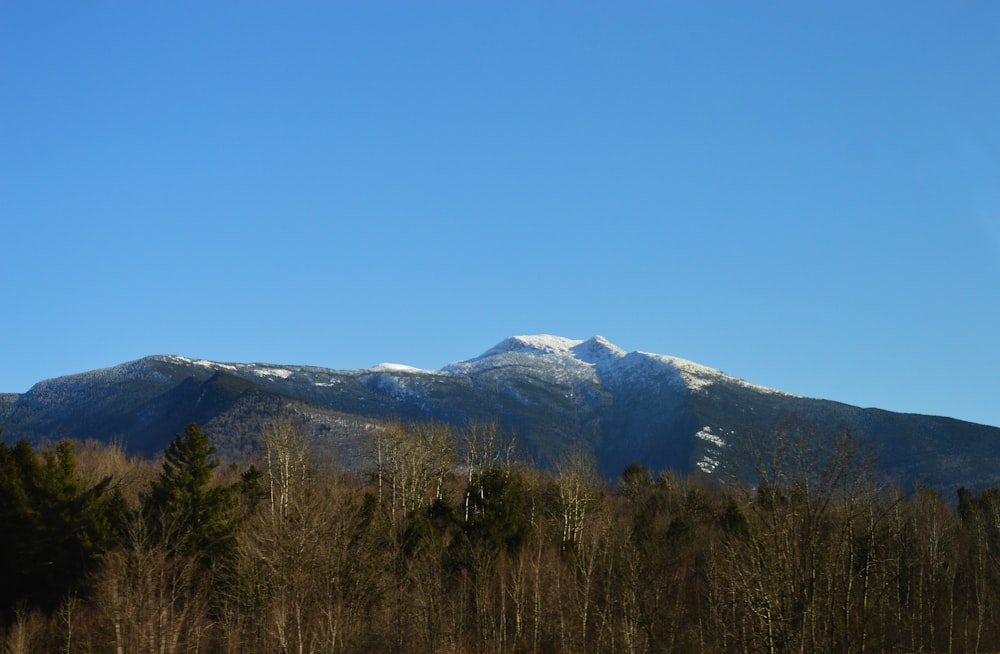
[477,334,626,358]
[442,334,628,378]
[482,334,583,357]
[571,335,626,365]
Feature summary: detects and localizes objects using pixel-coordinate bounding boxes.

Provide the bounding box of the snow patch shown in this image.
[164,355,238,372]
[370,362,426,373]
[697,456,721,474]
[480,334,584,358]
[571,336,626,368]
[365,373,425,401]
[695,426,726,449]
[695,426,727,474]
[640,352,798,398]
[254,367,293,380]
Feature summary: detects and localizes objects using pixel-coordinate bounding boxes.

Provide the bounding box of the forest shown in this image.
[2,418,1000,653]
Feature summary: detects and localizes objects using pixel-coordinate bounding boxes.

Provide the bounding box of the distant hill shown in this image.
[3,335,999,492]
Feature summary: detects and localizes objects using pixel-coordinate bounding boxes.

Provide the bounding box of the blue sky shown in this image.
[2,2,998,428]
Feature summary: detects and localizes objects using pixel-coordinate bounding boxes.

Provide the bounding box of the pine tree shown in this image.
[142,423,239,564]
[0,438,126,621]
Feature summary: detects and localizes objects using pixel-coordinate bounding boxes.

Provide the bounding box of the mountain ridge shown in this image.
[3,335,999,492]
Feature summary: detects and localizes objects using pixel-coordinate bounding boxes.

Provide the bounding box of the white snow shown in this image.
[443,334,624,379]
[639,352,799,397]
[163,355,237,372]
[695,426,727,473]
[480,334,586,358]
[370,362,425,373]
[695,426,726,449]
[442,335,725,397]
[697,456,721,473]
[571,336,626,368]
[365,372,424,401]
[253,367,293,379]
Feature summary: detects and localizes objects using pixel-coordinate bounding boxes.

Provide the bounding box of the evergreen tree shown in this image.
[466,467,533,556]
[142,423,239,564]
[0,438,126,622]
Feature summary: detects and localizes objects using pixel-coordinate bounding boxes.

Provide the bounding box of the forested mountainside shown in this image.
[3,335,1000,491]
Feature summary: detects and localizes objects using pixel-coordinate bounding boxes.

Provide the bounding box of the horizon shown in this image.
[3,3,998,428]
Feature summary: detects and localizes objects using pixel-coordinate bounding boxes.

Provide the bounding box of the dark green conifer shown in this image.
[466,467,533,556]
[0,438,126,621]
[142,423,239,564]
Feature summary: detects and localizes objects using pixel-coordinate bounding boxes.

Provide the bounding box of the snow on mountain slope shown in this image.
[639,352,801,397]
[446,335,591,372]
[151,336,789,404]
[442,334,792,398]
[445,335,629,382]
[570,335,627,368]
[27,357,175,392]
[442,335,604,388]
[370,363,427,373]
[482,334,625,363]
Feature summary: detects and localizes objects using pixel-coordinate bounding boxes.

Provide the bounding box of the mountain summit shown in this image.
[2,335,999,491]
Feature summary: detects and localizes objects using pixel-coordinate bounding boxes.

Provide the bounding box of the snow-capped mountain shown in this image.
[2,335,999,491]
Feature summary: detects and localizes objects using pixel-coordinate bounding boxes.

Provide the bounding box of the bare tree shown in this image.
[3,603,45,654]
[459,419,517,521]
[93,512,209,654]
[374,420,456,524]
[260,418,311,520]
[711,420,878,653]
[554,445,601,550]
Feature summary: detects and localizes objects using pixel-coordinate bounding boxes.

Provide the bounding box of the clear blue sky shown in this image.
[2,2,998,427]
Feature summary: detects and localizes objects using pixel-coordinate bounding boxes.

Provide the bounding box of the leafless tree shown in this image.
[94,512,210,654]
[261,417,312,520]
[373,420,456,524]
[554,445,601,549]
[459,419,517,521]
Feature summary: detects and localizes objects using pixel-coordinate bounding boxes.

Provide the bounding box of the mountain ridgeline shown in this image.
[2,335,998,491]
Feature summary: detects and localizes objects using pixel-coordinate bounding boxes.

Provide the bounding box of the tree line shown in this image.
[2,419,1000,653]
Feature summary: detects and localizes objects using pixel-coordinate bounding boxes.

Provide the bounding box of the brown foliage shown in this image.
[9,425,1000,653]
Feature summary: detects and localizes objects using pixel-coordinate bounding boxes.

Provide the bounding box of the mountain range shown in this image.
[2,334,999,492]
